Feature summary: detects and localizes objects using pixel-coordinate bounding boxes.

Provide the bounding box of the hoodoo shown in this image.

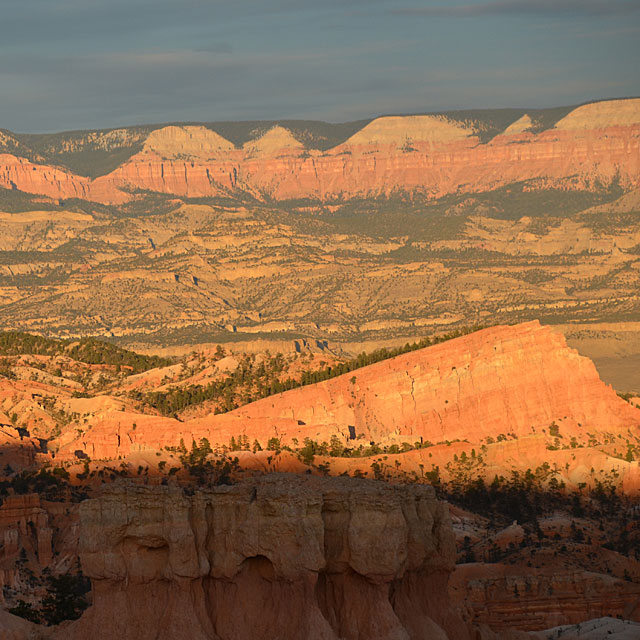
[51,475,468,640]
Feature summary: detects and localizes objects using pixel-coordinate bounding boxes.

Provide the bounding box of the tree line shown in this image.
[0,331,172,373]
[137,326,485,417]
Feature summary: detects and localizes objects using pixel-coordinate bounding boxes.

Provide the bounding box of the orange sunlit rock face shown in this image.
[1,99,638,204]
[57,321,640,470]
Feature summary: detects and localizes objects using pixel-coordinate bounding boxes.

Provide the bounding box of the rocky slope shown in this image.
[0,99,639,350]
[0,99,638,205]
[534,617,640,640]
[0,190,638,349]
[450,564,640,631]
[55,321,640,475]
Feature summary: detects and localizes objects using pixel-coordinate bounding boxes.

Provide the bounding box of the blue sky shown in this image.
[2,0,639,132]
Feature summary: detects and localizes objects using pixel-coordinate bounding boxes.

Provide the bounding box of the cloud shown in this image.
[196,43,234,54]
[0,42,416,131]
[393,0,640,18]
[1,0,639,132]
[573,25,640,38]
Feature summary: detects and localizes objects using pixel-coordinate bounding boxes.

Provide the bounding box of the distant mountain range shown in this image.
[0,98,638,207]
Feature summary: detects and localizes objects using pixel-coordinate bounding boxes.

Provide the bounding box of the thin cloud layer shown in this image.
[1,0,638,131]
[394,0,640,17]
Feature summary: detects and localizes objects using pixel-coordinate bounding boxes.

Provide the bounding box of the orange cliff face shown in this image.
[1,98,639,205]
[56,321,640,465]
[0,154,130,205]
[450,563,640,632]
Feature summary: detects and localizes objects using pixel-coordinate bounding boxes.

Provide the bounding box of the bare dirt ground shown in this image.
[560,323,640,392]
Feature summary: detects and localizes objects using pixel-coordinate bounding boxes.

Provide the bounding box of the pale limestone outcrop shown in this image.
[554,99,640,130]
[341,115,473,146]
[142,126,236,160]
[56,475,466,640]
[533,617,640,639]
[243,126,305,157]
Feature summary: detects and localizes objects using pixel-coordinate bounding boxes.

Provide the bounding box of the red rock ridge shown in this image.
[1,99,639,204]
[57,321,640,460]
[0,154,130,205]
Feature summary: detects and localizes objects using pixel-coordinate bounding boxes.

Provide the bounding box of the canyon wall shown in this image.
[54,475,468,640]
[1,99,639,205]
[451,564,640,632]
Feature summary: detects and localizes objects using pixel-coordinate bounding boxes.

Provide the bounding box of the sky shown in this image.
[2,0,639,133]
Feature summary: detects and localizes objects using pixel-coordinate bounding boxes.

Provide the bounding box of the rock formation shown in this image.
[0,608,42,640]
[1,325,639,637]
[0,423,42,470]
[54,475,468,640]
[0,98,638,205]
[0,495,53,569]
[0,492,80,625]
[450,564,640,632]
[57,321,640,461]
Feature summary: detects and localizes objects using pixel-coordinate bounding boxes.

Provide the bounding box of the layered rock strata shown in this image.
[451,564,640,632]
[1,99,639,204]
[58,321,640,459]
[0,495,53,569]
[0,494,80,618]
[57,475,468,640]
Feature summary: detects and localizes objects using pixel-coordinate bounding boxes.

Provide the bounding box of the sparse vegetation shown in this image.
[134,327,484,416]
[9,573,90,625]
[0,332,171,373]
